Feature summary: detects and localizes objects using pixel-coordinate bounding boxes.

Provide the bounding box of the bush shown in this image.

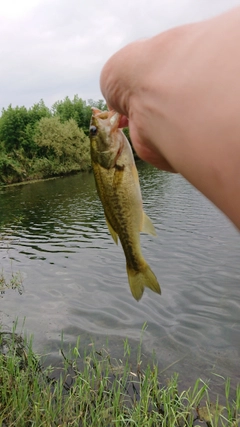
[32,116,91,175]
[0,153,24,184]
[0,97,107,184]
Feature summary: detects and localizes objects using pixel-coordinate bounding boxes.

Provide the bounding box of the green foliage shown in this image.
[21,100,52,157]
[0,96,112,184]
[0,100,51,157]
[123,127,130,142]
[0,152,24,184]
[87,98,108,110]
[0,105,29,151]
[33,116,91,175]
[28,99,51,125]
[20,122,38,157]
[52,95,89,133]
[52,95,107,134]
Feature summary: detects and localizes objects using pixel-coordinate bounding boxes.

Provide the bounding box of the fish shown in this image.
[89,108,161,301]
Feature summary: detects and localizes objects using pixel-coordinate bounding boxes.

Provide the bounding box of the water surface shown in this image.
[0,164,239,393]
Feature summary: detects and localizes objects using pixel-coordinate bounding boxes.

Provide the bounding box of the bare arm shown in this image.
[100,7,240,229]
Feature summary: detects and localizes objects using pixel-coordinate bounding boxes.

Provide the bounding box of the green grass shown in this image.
[0,242,23,298]
[0,328,239,427]
[0,268,23,298]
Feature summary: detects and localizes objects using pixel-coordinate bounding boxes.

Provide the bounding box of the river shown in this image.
[0,163,239,394]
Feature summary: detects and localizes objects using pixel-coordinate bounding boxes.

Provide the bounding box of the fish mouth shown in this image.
[91,108,122,133]
[91,107,109,120]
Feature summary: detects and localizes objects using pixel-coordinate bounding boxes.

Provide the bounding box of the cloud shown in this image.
[0,0,239,110]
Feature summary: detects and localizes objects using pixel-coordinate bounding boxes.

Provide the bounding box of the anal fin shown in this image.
[141,212,157,236]
[105,216,118,244]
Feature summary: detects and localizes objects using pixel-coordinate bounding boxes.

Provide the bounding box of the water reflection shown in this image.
[0,164,239,391]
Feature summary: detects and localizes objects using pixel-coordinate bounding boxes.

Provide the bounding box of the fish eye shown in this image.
[90,125,98,136]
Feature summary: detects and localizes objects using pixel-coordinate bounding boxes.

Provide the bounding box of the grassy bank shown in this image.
[0,328,239,426]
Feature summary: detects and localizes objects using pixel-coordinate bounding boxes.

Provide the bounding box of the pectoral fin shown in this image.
[140,212,157,236]
[105,216,118,244]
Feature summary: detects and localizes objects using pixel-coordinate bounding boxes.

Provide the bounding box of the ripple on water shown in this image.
[0,167,239,388]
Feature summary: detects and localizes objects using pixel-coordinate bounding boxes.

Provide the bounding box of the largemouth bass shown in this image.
[89,108,161,301]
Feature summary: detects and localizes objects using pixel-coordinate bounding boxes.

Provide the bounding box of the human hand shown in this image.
[100,35,182,172]
[100,7,240,229]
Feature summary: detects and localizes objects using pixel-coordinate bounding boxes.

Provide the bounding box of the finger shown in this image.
[100,41,140,116]
[105,104,128,128]
[129,122,177,173]
[119,116,128,128]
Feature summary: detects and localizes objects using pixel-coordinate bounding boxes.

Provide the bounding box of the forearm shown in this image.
[101,7,240,229]
[147,9,240,228]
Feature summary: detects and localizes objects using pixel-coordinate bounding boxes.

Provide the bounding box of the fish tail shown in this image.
[127,263,161,301]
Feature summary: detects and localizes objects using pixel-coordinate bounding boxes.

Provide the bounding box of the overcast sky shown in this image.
[1,0,240,111]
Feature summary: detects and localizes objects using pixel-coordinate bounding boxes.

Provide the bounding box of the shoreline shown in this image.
[1,328,238,426]
[0,168,92,189]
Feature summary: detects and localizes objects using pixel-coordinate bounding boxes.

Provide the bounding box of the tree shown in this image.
[87,99,107,110]
[33,116,91,169]
[0,105,29,151]
[28,99,51,125]
[21,100,52,157]
[52,95,107,135]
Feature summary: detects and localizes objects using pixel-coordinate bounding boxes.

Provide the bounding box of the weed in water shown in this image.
[0,255,23,298]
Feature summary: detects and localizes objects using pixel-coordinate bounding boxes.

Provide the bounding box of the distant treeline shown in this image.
[0,96,107,184]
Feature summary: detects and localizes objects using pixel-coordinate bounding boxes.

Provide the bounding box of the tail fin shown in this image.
[127,264,161,301]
